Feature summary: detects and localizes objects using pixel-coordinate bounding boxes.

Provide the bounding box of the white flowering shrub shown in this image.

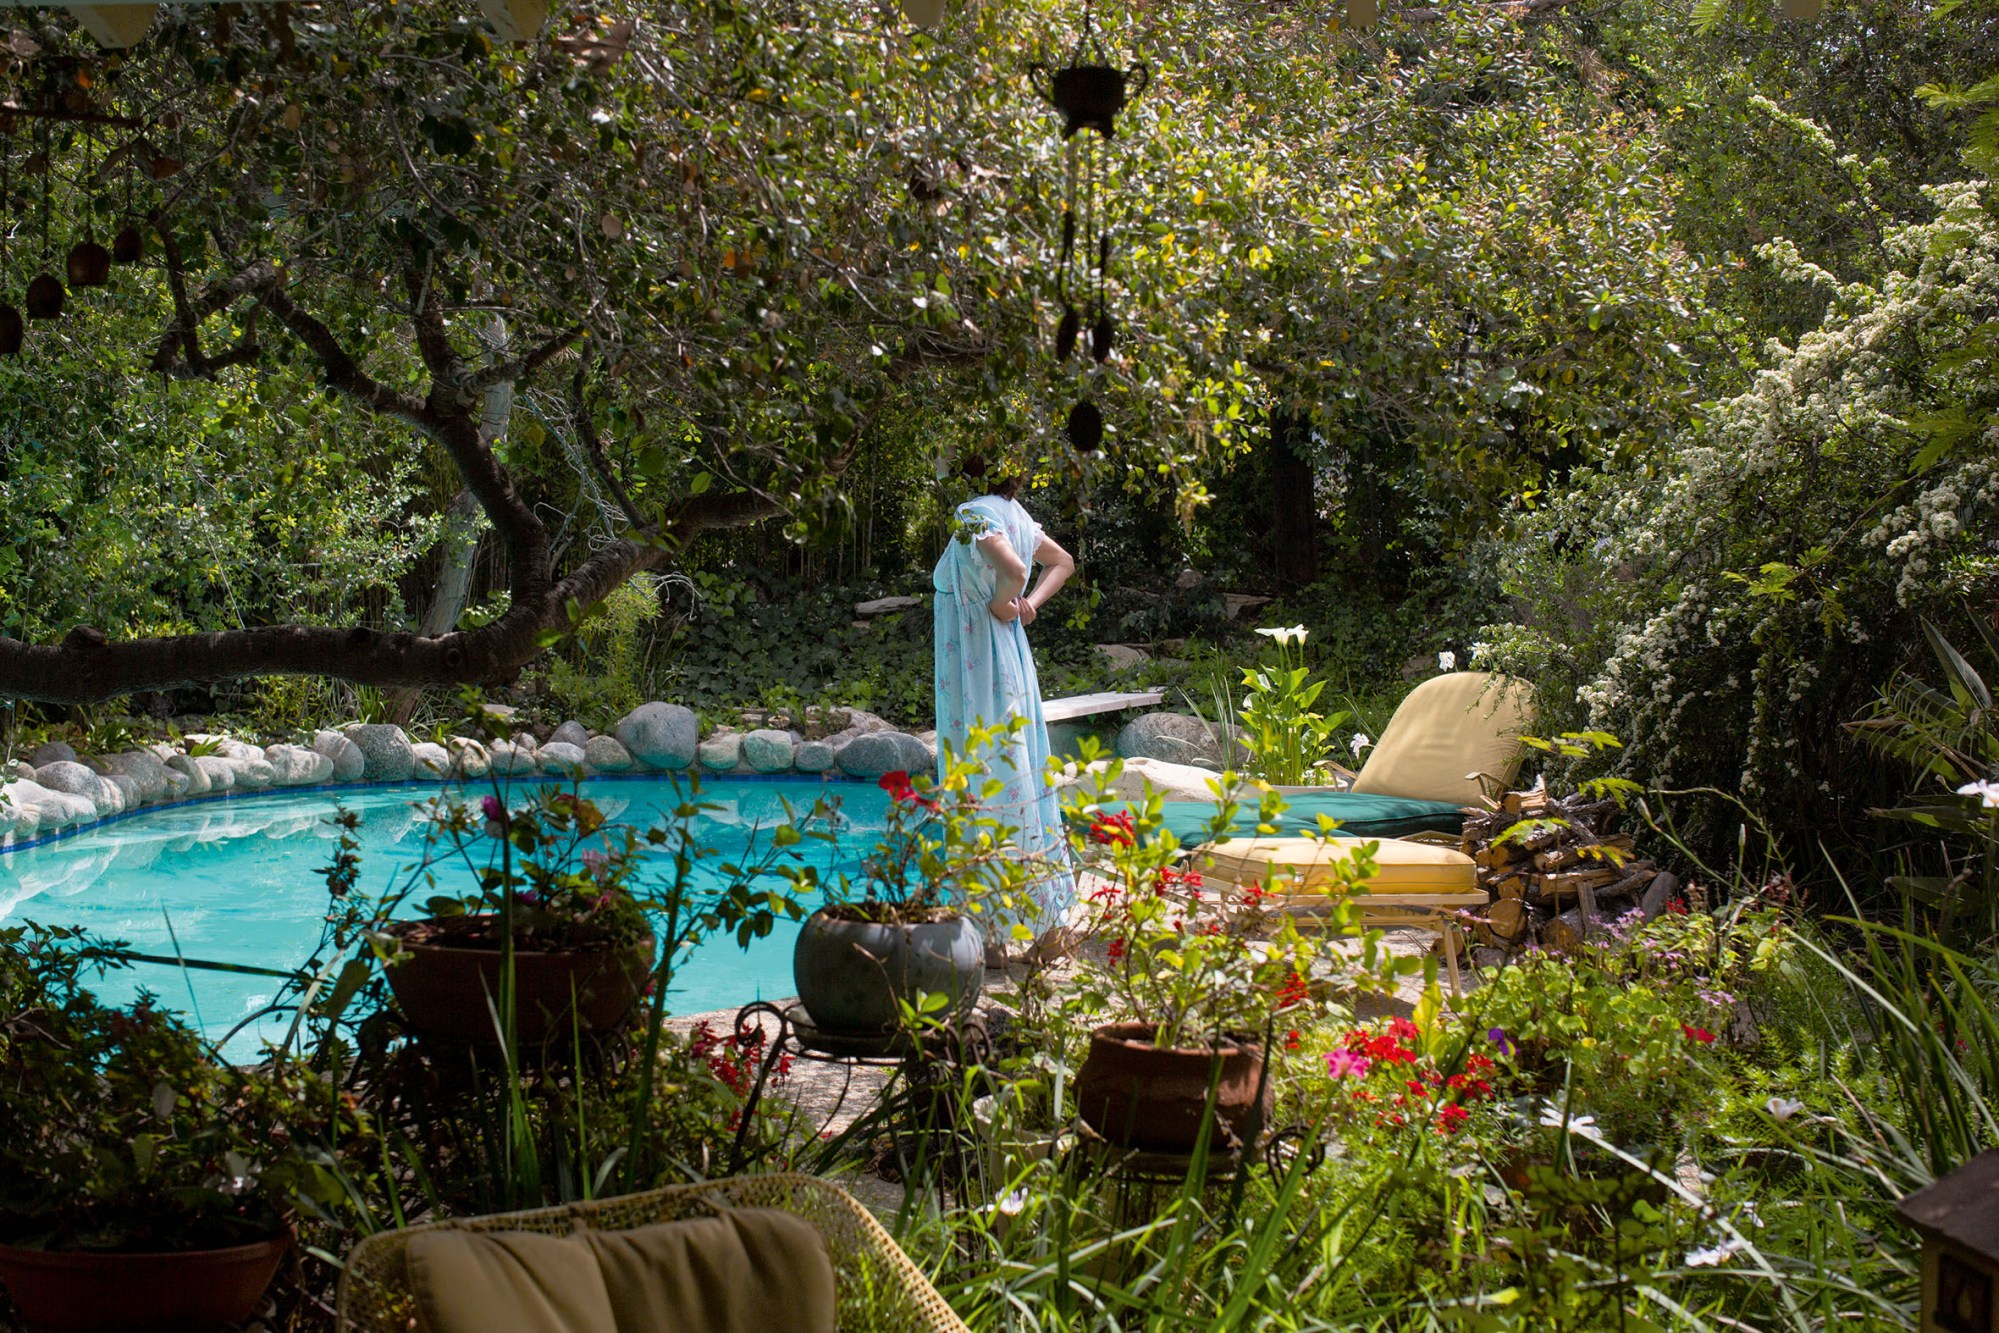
[1482,180,1999,857]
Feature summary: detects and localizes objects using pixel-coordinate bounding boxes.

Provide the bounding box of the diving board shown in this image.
[1041,690,1166,724]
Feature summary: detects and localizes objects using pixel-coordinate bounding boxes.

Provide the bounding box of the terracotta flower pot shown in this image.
[382,917,655,1044]
[1075,1021,1271,1154]
[792,907,983,1036]
[0,1231,289,1333]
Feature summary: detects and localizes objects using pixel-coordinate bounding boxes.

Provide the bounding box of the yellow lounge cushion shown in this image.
[406,1208,836,1333]
[1350,672,1536,807]
[1199,836,1480,899]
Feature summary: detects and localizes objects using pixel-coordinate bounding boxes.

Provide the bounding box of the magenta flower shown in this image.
[1326,1049,1372,1079]
[480,795,507,823]
[1487,1027,1515,1058]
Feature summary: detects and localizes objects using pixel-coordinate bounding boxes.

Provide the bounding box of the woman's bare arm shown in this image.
[977,532,1027,622]
[1022,536,1075,622]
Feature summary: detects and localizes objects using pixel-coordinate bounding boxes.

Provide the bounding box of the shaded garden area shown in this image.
[1,0,1997,1328]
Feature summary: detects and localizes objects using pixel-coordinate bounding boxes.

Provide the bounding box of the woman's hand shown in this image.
[988,595,1021,623]
[1017,598,1038,627]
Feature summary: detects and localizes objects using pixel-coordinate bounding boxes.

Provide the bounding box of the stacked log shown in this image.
[1459,784,1679,954]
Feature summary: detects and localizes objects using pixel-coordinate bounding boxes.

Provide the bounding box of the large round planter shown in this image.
[382,918,655,1044]
[792,908,983,1035]
[0,1231,289,1333]
[1074,1022,1271,1154]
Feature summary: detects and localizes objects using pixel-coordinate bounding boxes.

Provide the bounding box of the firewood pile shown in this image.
[1459,783,1679,953]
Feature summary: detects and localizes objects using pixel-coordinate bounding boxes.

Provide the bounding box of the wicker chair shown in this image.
[337,1172,969,1333]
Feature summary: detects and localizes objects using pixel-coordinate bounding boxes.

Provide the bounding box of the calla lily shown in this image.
[1956,778,1999,809]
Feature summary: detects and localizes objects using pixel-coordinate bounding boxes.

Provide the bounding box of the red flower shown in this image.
[1436,1104,1470,1135]
[1283,1029,1302,1051]
[1666,898,1689,916]
[1107,937,1128,964]
[1090,810,1136,847]
[1682,1025,1716,1044]
[1276,970,1310,1009]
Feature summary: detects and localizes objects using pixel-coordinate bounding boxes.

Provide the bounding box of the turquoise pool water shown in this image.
[0,777,888,1057]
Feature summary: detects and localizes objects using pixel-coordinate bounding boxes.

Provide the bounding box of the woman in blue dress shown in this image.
[932,458,1077,964]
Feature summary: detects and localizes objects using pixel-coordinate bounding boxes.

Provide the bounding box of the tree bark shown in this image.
[1270,411,1320,588]
[0,252,783,705]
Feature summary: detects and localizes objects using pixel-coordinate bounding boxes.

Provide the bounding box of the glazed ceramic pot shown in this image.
[792,907,983,1035]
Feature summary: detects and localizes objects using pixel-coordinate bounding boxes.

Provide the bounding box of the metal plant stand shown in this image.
[725,1000,994,1177]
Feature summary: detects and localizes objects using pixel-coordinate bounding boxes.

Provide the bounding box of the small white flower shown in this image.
[151,1081,178,1121]
[1538,1103,1603,1141]
[1685,1236,1748,1267]
[1438,650,1457,671]
[1766,1096,1805,1122]
[995,1188,1029,1217]
[1469,641,1491,663]
[1956,779,1999,809]
[1351,732,1372,757]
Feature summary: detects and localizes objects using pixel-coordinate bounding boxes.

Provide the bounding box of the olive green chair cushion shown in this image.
[406,1208,836,1333]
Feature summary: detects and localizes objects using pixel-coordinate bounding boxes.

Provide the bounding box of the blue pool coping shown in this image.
[0,770,872,857]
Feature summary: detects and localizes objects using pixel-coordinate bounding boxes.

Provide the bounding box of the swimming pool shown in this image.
[0,777,889,1057]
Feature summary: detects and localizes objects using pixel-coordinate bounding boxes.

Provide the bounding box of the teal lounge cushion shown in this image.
[1107,792,1466,846]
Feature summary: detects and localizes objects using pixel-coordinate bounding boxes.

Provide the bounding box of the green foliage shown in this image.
[544,575,667,729]
[1483,175,1999,868]
[1234,626,1352,786]
[0,925,345,1251]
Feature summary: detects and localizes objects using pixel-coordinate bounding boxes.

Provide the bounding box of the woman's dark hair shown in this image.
[960,451,1019,498]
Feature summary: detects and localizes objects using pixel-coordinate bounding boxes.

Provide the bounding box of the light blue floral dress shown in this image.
[932,495,1076,931]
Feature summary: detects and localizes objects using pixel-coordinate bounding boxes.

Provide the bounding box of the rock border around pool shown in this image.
[1,701,1230,849]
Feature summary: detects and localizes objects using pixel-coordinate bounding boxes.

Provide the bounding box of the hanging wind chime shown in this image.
[1028,0,1146,454]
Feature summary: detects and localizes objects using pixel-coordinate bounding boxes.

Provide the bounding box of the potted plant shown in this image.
[791,769,987,1037]
[1064,792,1350,1156]
[0,925,341,1333]
[378,788,656,1044]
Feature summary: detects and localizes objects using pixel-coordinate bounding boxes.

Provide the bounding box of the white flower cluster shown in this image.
[1482,174,1999,806]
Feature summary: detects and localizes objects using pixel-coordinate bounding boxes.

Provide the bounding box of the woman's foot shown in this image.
[1025,925,1079,966]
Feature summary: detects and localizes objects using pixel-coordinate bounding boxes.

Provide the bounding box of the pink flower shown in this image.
[1327,1049,1372,1079]
[581,849,609,877]
[480,795,507,823]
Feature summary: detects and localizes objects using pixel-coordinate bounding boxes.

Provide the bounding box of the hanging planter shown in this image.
[0,305,22,355]
[111,224,143,263]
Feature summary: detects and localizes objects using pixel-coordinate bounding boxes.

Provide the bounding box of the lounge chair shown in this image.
[1103,671,1537,842]
[337,1173,968,1333]
[1198,835,1485,995]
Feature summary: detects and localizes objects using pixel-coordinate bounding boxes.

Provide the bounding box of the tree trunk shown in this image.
[384,318,510,724]
[1269,411,1319,588]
